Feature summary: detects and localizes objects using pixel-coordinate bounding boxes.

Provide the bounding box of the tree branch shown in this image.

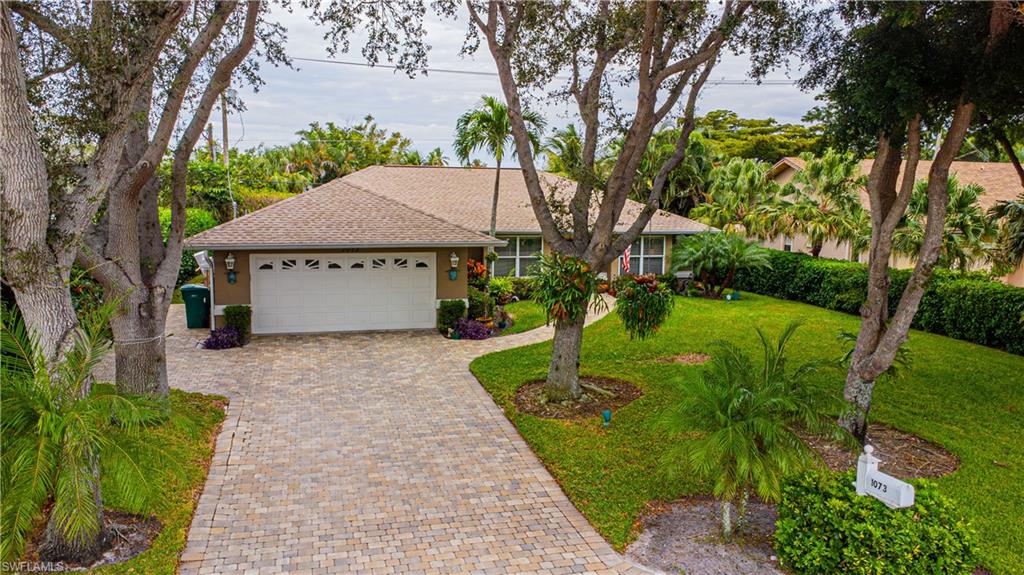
[157,0,261,286]
[125,0,237,199]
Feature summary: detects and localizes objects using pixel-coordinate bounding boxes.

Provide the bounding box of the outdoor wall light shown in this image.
[448,251,460,281]
[602,409,612,427]
[225,252,238,284]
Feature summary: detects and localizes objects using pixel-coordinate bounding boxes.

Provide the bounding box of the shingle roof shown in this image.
[342,165,712,234]
[184,178,506,250]
[771,157,1022,211]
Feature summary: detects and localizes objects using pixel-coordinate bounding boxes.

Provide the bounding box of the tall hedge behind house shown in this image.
[733,250,1024,355]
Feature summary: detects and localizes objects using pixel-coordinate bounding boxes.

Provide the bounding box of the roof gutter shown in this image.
[184,239,508,251]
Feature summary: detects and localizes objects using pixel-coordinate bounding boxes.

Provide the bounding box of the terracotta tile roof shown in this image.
[342,165,712,234]
[771,157,1022,211]
[184,178,505,250]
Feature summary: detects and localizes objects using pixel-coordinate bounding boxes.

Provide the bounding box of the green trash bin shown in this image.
[180,284,211,329]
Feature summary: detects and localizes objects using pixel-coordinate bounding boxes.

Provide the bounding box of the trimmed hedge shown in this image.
[223,305,251,345]
[775,471,978,575]
[734,250,1024,355]
[437,299,466,335]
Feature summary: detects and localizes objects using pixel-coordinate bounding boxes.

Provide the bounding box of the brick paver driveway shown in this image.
[150,304,653,574]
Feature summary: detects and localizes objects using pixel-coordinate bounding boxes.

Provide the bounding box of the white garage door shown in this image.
[250,253,436,334]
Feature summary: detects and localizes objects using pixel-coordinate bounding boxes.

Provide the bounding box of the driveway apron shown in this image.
[131,304,653,574]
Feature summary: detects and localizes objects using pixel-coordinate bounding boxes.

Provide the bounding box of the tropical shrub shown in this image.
[734,249,1024,354]
[671,232,771,297]
[158,207,219,287]
[488,276,515,305]
[468,287,492,319]
[235,188,295,214]
[437,299,467,335]
[614,274,674,339]
[467,258,489,290]
[775,471,978,575]
[202,327,240,350]
[531,252,606,325]
[509,277,536,300]
[455,317,491,340]
[223,305,252,345]
[1,303,166,563]
[659,323,846,538]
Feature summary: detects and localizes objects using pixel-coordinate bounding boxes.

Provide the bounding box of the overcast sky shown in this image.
[225,6,821,165]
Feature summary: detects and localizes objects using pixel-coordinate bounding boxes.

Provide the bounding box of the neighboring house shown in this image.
[765,157,1024,287]
[185,165,709,334]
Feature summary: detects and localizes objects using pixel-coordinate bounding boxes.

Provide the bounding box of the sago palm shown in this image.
[454,95,546,238]
[0,304,167,564]
[788,149,867,257]
[659,322,847,539]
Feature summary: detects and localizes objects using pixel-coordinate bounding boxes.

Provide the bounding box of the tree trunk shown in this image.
[38,455,107,564]
[0,2,78,363]
[720,499,733,539]
[490,158,502,237]
[545,314,585,402]
[110,286,172,397]
[839,370,875,444]
[811,240,823,258]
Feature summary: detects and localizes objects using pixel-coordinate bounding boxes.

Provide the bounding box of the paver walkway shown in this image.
[143,303,654,574]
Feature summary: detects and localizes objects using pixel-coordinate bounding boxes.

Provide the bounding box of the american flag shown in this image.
[622,244,631,274]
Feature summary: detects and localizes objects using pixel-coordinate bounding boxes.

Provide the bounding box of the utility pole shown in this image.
[206,123,215,161]
[220,93,229,168]
[220,90,237,220]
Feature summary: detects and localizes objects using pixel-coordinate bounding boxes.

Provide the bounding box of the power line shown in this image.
[290,56,799,86]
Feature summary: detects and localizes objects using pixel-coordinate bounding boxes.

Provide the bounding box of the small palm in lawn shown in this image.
[454,95,546,238]
[0,304,168,564]
[671,232,771,298]
[660,323,847,539]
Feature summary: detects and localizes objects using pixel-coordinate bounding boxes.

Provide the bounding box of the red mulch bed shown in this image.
[513,376,642,419]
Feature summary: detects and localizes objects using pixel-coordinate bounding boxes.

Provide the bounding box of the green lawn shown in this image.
[500,299,547,335]
[470,293,1024,574]
[96,388,226,574]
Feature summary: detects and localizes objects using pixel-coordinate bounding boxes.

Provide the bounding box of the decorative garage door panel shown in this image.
[250,253,436,333]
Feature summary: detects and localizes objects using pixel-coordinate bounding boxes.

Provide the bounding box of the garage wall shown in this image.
[210,247,470,324]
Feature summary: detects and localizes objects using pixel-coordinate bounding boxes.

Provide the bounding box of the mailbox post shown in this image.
[854,445,915,509]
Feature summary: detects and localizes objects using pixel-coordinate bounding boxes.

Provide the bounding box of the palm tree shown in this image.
[689,157,786,238]
[621,128,718,216]
[670,232,771,298]
[454,95,546,238]
[893,176,996,272]
[787,149,867,257]
[659,323,847,539]
[1,304,165,563]
[544,124,586,180]
[989,192,1024,273]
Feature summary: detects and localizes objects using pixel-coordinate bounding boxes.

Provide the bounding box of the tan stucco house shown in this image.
[765,157,1024,287]
[185,165,709,334]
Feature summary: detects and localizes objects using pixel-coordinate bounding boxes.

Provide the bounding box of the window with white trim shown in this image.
[783,236,793,253]
[619,236,665,275]
[492,236,543,277]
